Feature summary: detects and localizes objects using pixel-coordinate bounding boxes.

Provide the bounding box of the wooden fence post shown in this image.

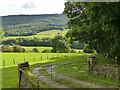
[41,56,42,61]
[88,57,97,74]
[47,55,48,59]
[13,59,15,64]
[18,62,29,87]
[24,58,25,62]
[3,60,5,66]
[34,57,35,61]
[88,60,92,74]
[51,65,52,81]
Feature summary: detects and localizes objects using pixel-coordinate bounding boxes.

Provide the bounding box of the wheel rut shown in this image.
[32,64,107,88]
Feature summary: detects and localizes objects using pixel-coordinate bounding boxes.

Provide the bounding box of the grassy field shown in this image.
[1,53,118,88]
[5,46,82,53]
[34,29,69,38]
[2,66,18,88]
[23,46,52,52]
[3,29,69,40]
[53,55,118,88]
[1,53,76,67]
[2,53,84,88]
[20,46,82,53]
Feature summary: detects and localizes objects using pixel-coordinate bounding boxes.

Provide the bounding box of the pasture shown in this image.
[1,53,76,67]
[3,29,69,40]
[34,29,69,38]
[2,53,118,88]
[2,53,85,88]
[23,46,52,52]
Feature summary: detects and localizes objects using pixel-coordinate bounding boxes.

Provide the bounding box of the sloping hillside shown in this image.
[2,14,68,36]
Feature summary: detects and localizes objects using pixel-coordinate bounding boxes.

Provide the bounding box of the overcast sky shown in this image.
[0,0,66,16]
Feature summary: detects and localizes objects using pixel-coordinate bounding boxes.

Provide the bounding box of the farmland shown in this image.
[2,29,83,50]
[1,53,77,67]
[3,29,69,40]
[1,53,82,88]
[1,53,118,88]
[23,46,52,52]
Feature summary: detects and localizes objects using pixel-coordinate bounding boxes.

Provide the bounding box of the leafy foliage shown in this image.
[2,37,52,47]
[64,2,120,62]
[13,45,25,52]
[70,49,76,53]
[1,45,13,52]
[83,46,94,53]
[32,48,39,53]
[1,45,25,52]
[42,49,51,53]
[51,35,70,53]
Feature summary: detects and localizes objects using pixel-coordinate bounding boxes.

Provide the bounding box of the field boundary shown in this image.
[2,53,72,67]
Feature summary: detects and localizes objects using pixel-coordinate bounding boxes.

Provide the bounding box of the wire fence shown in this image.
[2,53,73,67]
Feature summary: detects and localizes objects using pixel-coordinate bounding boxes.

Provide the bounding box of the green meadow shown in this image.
[1,53,118,88]
[3,29,69,40]
[1,53,81,88]
[1,53,74,67]
[23,46,52,52]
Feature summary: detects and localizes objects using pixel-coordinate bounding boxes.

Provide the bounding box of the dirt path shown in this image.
[46,65,106,88]
[32,67,72,89]
[32,64,107,88]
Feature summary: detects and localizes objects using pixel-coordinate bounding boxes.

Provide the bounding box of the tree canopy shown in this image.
[64,2,120,62]
[51,35,70,53]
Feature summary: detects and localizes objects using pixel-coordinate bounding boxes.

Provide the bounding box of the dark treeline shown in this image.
[1,45,25,52]
[1,45,41,53]
[2,38,52,47]
[2,37,84,49]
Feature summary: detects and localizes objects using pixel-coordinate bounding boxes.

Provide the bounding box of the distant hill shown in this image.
[2,14,68,36]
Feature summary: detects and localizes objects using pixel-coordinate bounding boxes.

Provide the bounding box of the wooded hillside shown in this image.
[2,14,68,36]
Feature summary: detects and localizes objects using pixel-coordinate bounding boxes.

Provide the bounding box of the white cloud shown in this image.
[0,0,66,16]
[22,2,35,8]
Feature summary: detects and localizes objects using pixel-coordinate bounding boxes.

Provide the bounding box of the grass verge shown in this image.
[54,54,118,88]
